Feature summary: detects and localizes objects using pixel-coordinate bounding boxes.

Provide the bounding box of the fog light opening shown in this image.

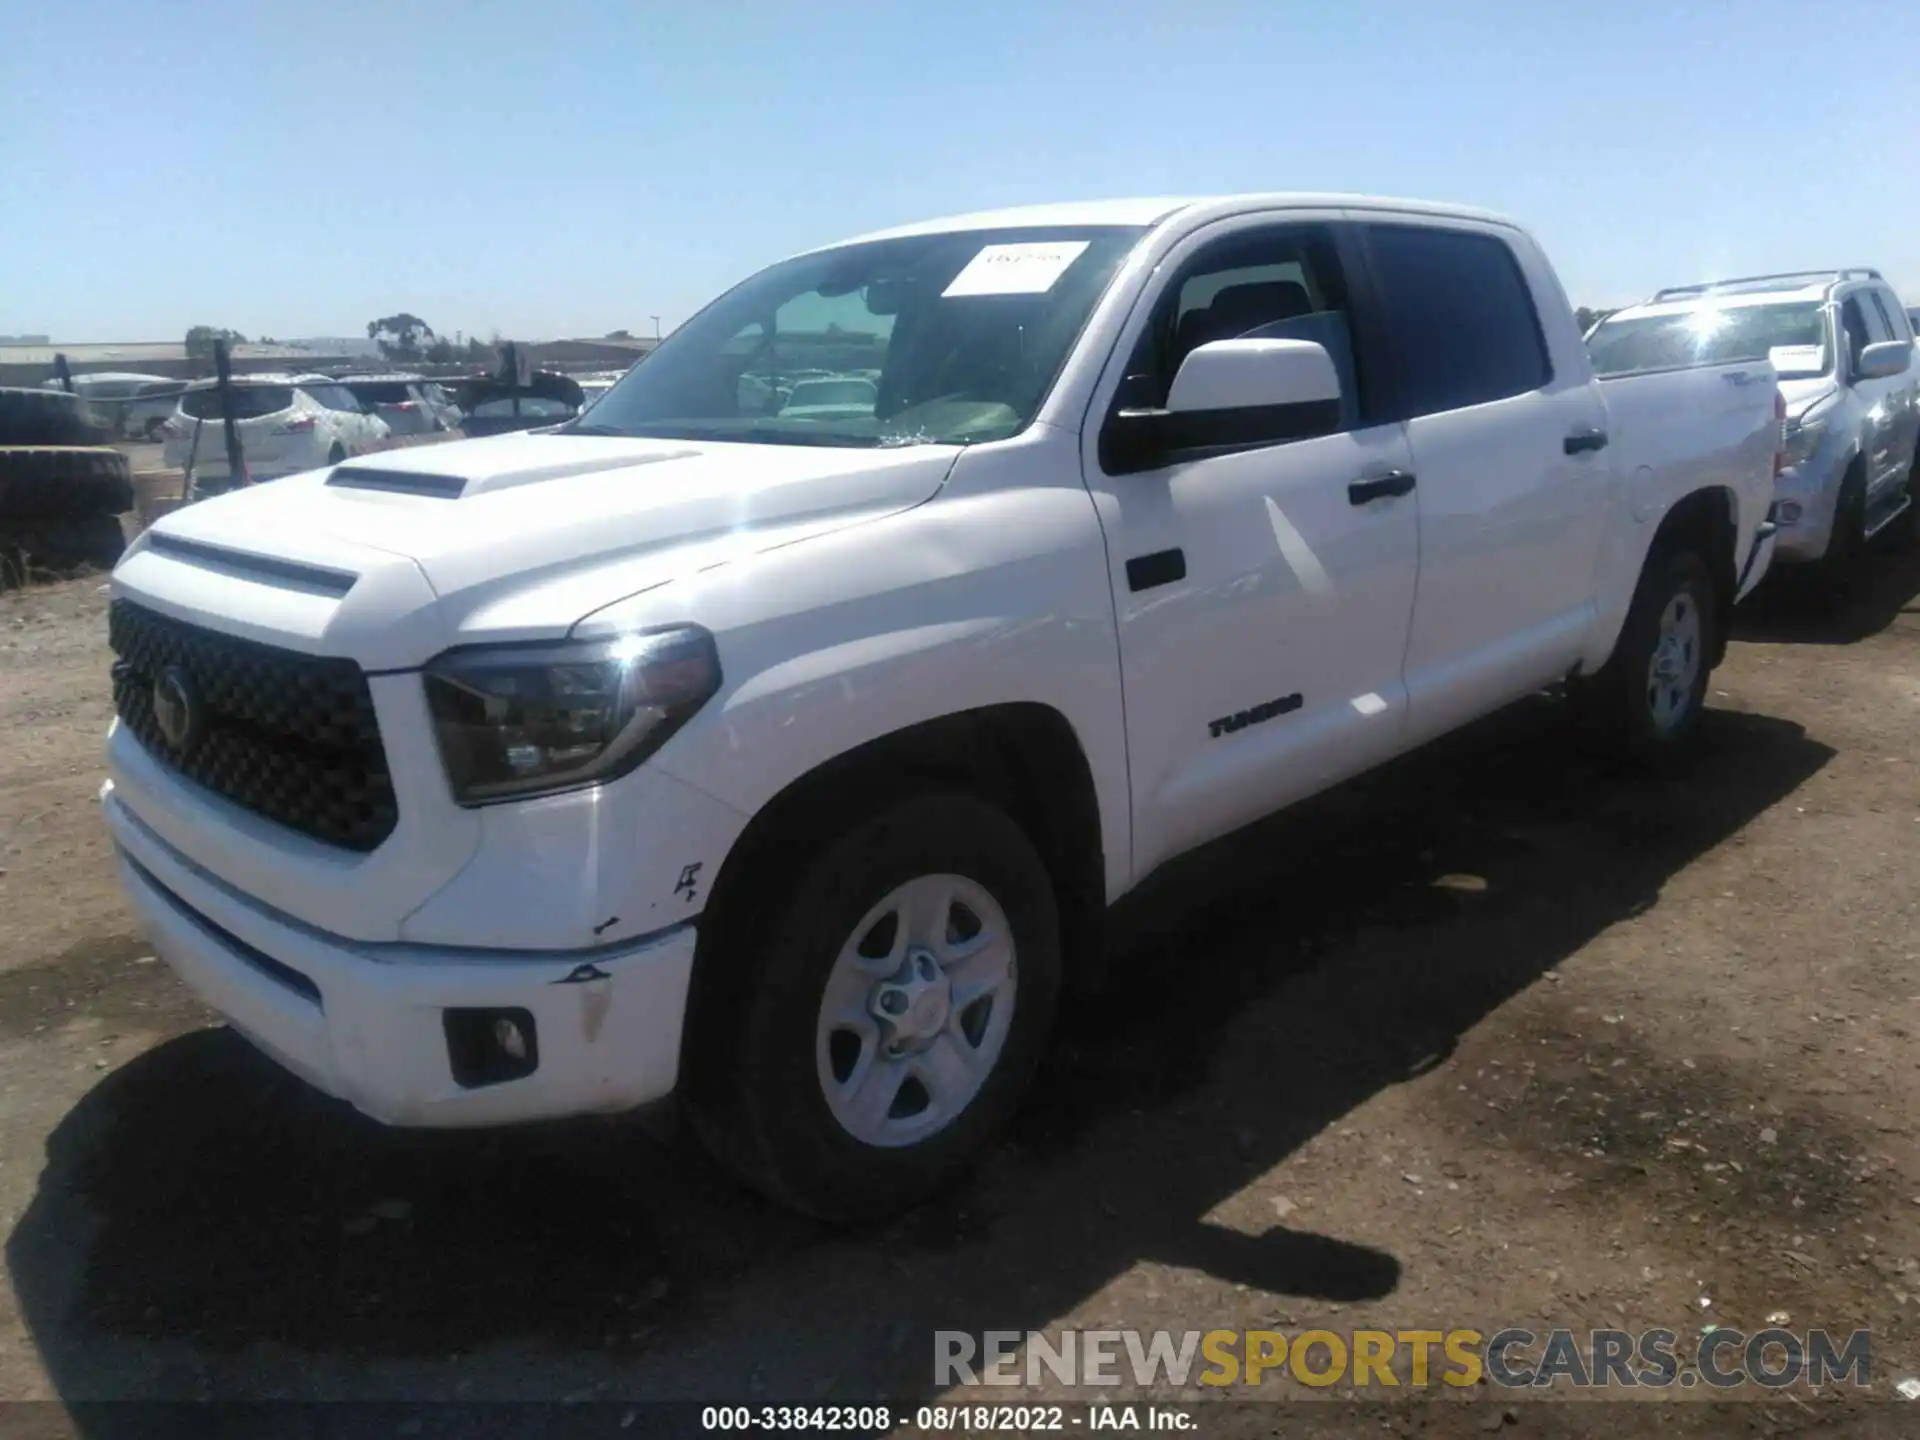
[494,1015,528,1060]
[1778,501,1803,525]
[443,1007,540,1089]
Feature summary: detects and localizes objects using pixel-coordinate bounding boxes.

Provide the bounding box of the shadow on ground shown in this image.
[6,697,1832,1428]
[1731,541,1920,646]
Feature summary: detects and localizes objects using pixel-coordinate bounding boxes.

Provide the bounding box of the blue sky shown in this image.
[4,0,1916,343]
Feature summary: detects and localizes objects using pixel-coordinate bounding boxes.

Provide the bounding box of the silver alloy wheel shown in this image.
[1645,589,1702,734]
[815,872,1018,1148]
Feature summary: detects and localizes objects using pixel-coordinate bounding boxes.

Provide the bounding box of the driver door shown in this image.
[1078,215,1421,878]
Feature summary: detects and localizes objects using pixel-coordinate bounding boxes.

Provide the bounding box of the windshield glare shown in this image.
[1587,302,1832,378]
[567,226,1144,448]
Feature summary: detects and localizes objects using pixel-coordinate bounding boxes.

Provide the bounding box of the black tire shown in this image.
[0,446,134,521]
[1577,547,1717,760]
[1813,468,1866,598]
[683,790,1062,1220]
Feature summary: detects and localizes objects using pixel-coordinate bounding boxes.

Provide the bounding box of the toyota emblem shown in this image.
[151,665,203,754]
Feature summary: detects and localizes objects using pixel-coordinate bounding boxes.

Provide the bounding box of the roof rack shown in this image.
[1649,268,1881,302]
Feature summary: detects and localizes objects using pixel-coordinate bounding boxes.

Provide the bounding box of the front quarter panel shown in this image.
[573,428,1133,902]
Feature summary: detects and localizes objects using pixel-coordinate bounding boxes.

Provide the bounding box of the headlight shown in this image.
[423,626,721,805]
[1780,417,1827,470]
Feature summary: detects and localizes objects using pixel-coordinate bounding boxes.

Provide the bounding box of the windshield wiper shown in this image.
[563,422,629,436]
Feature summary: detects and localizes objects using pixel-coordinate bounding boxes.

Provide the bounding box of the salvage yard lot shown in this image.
[2,561,1919,1429]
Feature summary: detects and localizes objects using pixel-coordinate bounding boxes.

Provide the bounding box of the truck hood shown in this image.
[117,432,960,669]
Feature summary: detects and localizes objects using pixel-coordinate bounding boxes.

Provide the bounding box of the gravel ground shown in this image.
[2,555,1919,1436]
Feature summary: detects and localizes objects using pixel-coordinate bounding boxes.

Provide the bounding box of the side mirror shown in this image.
[1857,340,1913,381]
[1103,338,1343,474]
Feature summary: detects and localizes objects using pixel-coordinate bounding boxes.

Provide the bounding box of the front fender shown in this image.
[578,440,1133,902]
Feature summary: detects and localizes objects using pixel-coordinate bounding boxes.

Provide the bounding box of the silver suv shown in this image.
[1589,269,1920,580]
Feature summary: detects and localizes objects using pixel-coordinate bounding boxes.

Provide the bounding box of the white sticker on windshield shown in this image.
[1769,344,1824,371]
[942,241,1091,298]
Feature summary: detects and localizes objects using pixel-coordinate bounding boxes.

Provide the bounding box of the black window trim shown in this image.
[1351,218,1556,423]
[1839,295,1873,376]
[1865,288,1903,345]
[1096,217,1385,476]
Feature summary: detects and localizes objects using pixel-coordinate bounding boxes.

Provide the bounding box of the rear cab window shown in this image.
[1361,223,1551,416]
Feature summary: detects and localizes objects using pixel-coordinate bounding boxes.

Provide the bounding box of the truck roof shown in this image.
[812,193,1525,253]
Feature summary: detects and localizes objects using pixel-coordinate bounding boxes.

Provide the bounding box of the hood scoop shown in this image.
[326,446,702,501]
[328,466,469,498]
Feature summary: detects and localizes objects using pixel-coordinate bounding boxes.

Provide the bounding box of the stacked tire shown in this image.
[0,447,134,583]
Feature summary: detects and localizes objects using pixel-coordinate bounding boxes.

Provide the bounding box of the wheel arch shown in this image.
[1647,485,1739,668]
[683,702,1111,1082]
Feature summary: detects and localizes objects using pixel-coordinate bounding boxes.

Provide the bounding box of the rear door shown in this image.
[1079,213,1422,875]
[1356,218,1613,746]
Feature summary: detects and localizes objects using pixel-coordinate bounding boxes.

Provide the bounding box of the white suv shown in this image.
[162,375,389,483]
[1589,269,1920,581]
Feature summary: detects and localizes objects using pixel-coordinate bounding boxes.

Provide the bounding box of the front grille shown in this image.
[109,599,398,851]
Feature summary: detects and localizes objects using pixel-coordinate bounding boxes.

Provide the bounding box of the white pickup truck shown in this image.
[101,195,1782,1219]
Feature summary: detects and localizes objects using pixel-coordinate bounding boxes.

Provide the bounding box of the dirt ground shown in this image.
[3,549,1920,1436]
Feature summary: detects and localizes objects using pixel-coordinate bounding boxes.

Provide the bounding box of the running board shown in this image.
[1863,491,1911,540]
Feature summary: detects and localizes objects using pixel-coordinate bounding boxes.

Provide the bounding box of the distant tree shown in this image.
[185,325,247,359]
[424,336,460,364]
[464,337,493,361]
[366,313,436,361]
[1574,306,1616,334]
[604,328,633,340]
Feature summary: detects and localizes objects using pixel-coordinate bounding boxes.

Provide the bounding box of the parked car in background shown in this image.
[777,375,879,422]
[574,372,626,414]
[106,193,1782,1219]
[338,373,462,436]
[161,375,390,481]
[444,370,584,437]
[42,372,178,439]
[1588,269,1919,585]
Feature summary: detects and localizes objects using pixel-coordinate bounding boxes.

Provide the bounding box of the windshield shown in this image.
[566,226,1144,448]
[1587,302,1832,379]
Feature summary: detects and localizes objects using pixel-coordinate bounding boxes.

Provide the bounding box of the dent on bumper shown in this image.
[104,784,697,1128]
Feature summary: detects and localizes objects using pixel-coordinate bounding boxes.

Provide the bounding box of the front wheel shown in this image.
[1578,548,1717,759]
[684,791,1062,1220]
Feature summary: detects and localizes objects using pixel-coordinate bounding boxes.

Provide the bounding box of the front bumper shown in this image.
[105,783,697,1127]
[1770,449,1847,564]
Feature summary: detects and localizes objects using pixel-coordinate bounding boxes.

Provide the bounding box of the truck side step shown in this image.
[1862,490,1911,541]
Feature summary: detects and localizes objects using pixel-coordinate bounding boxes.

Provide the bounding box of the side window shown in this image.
[1839,297,1873,372]
[1109,223,1369,425]
[1363,224,1551,417]
[1868,291,1907,343]
[1861,293,1894,344]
